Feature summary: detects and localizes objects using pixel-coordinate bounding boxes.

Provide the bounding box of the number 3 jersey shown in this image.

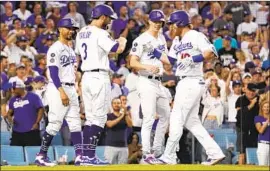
[75,25,117,72]
[47,41,77,84]
[169,30,217,77]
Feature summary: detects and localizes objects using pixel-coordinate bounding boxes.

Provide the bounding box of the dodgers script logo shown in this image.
[14,100,30,108]
[147,44,165,58]
[174,42,193,54]
[60,55,76,67]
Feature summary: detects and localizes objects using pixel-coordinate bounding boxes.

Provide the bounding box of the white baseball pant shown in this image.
[137,76,170,155]
[164,77,225,162]
[45,83,81,136]
[257,142,269,166]
[81,71,111,128]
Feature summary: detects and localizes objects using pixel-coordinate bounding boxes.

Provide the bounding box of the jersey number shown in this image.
[181,53,190,59]
[81,43,87,60]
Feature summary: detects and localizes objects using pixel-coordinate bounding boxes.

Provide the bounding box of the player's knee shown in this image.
[92,115,107,128]
[46,122,62,136]
[69,124,81,132]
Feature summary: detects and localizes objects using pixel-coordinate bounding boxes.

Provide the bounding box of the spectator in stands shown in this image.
[4,35,37,65]
[8,18,23,36]
[255,2,269,27]
[128,132,142,164]
[202,84,224,130]
[218,36,237,67]
[250,28,269,61]
[1,53,9,129]
[26,3,44,26]
[111,5,129,39]
[111,74,124,100]
[236,10,259,42]
[204,2,222,31]
[7,79,44,146]
[47,2,62,26]
[251,68,266,89]
[117,59,130,79]
[213,25,238,52]
[9,63,27,83]
[213,8,235,37]
[104,97,132,164]
[236,83,259,164]
[0,2,18,27]
[64,2,86,29]
[25,58,39,77]
[13,1,32,21]
[224,2,251,28]
[34,54,46,76]
[191,14,204,32]
[235,49,248,73]
[255,100,270,166]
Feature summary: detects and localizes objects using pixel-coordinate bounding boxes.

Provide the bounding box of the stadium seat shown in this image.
[24,146,54,165]
[51,133,63,145]
[246,148,258,165]
[0,132,11,145]
[1,145,27,165]
[54,146,75,164]
[96,146,106,161]
[226,133,237,152]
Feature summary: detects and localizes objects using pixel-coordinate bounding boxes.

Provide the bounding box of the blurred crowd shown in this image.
[0,1,269,165]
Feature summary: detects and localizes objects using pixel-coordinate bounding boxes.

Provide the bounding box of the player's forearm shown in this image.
[35,107,44,124]
[48,66,62,89]
[115,37,127,54]
[130,57,149,71]
[202,50,216,62]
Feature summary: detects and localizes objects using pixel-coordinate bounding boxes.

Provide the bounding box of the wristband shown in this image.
[192,54,204,62]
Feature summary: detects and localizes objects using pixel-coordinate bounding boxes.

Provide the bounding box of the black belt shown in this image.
[85,69,108,72]
[176,76,187,81]
[62,82,75,86]
[147,75,162,81]
[258,140,270,144]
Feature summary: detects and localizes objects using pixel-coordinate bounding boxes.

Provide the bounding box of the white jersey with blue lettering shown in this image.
[168,30,217,77]
[75,25,117,72]
[47,41,76,84]
[130,31,168,76]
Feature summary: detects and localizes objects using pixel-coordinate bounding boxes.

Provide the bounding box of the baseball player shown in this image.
[75,4,127,165]
[151,10,225,165]
[129,10,171,164]
[35,18,83,166]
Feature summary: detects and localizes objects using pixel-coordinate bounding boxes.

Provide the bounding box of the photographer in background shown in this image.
[235,83,259,164]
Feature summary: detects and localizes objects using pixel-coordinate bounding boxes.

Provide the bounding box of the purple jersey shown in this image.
[9,92,43,133]
[1,72,8,88]
[0,13,18,26]
[26,14,45,26]
[254,116,270,142]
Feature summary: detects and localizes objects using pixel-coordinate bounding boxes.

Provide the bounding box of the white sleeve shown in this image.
[197,32,217,54]
[236,24,242,35]
[98,31,117,53]
[47,46,60,67]
[74,34,80,55]
[260,47,269,61]
[168,37,179,59]
[129,39,143,58]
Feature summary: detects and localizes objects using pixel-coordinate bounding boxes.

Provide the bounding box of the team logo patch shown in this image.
[51,53,55,57]
[132,48,137,52]
[50,58,55,63]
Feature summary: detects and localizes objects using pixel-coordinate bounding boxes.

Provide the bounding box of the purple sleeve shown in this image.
[110,42,119,52]
[48,66,61,89]
[8,97,15,110]
[33,93,44,109]
[107,113,114,121]
[254,116,262,124]
[168,56,177,65]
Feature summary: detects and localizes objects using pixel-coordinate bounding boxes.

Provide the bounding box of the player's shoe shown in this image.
[201,157,225,165]
[35,154,56,166]
[74,155,83,166]
[153,155,177,165]
[140,154,166,165]
[80,156,110,166]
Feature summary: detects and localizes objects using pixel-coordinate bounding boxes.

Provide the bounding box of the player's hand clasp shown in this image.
[60,91,70,107]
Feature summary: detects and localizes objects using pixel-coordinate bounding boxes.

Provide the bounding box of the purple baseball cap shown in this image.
[253,54,261,60]
[232,80,242,87]
[223,35,232,41]
[33,76,47,83]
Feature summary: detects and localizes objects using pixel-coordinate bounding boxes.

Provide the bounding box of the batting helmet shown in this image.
[149,10,165,23]
[169,10,190,27]
[57,18,79,29]
[91,4,117,20]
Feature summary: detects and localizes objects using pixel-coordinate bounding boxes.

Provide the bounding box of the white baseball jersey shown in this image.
[75,25,117,72]
[46,41,76,84]
[169,30,217,77]
[130,31,168,76]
